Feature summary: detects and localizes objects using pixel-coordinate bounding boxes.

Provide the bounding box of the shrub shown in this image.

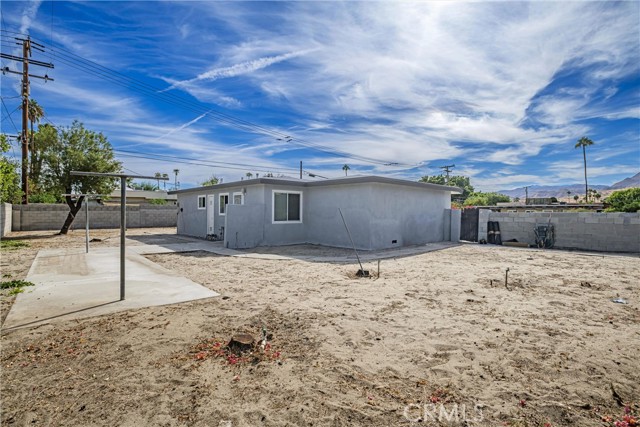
[605,188,640,212]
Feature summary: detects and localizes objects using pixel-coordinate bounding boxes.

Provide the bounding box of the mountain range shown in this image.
[498,172,640,200]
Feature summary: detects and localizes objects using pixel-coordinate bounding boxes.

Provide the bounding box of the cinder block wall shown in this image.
[1,203,11,238]
[11,204,177,231]
[483,211,639,253]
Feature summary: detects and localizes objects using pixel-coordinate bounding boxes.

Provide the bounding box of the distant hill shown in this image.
[609,172,640,189]
[498,172,640,200]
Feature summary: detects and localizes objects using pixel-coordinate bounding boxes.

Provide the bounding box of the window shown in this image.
[197,195,206,210]
[233,192,244,205]
[272,190,302,223]
[219,194,229,215]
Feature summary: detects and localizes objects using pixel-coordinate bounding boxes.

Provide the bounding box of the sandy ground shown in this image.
[1,229,639,427]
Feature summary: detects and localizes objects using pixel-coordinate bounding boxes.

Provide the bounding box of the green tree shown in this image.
[605,188,640,212]
[575,136,594,202]
[38,121,121,234]
[573,195,579,202]
[200,175,219,186]
[130,181,158,191]
[245,172,253,180]
[29,123,57,195]
[0,135,22,204]
[342,164,350,176]
[420,175,475,201]
[463,192,510,206]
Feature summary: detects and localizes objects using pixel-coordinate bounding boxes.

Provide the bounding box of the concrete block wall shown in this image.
[1,203,11,238]
[486,211,640,253]
[11,204,177,231]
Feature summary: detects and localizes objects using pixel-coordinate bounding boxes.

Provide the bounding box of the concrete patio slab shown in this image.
[2,247,219,331]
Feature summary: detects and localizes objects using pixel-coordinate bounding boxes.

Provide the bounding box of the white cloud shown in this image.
[162,49,317,92]
[20,0,42,34]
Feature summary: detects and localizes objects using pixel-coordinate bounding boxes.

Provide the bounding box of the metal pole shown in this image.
[120,177,126,300]
[300,161,302,179]
[85,199,89,253]
[338,208,365,273]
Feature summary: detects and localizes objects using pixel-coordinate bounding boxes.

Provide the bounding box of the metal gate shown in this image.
[460,208,479,242]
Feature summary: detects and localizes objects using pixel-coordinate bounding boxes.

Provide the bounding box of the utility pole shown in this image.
[1,37,54,204]
[21,39,29,205]
[173,169,179,190]
[439,164,455,184]
[524,186,529,205]
[300,161,303,179]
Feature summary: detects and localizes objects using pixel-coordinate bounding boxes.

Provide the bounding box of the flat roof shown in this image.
[169,175,462,195]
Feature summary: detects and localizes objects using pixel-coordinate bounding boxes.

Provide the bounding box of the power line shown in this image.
[1,31,411,167]
[115,152,296,174]
[1,98,20,133]
[114,148,300,172]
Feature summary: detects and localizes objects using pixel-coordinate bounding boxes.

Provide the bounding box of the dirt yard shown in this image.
[1,229,638,426]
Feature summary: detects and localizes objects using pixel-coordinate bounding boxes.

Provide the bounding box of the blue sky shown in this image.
[1,1,639,191]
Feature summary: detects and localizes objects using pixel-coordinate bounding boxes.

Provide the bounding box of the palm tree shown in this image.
[154,172,162,190]
[575,137,594,202]
[162,173,169,190]
[342,164,350,176]
[573,195,579,202]
[22,98,44,150]
[246,172,253,179]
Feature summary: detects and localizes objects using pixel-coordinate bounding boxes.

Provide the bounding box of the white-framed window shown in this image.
[272,190,302,223]
[197,195,206,210]
[233,192,244,205]
[219,193,229,215]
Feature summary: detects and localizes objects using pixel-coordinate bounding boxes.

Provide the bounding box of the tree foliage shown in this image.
[130,181,158,191]
[463,192,510,206]
[201,175,220,186]
[30,121,121,233]
[605,188,640,213]
[419,175,475,200]
[0,135,22,204]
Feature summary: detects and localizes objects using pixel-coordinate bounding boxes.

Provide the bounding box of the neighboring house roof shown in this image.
[107,189,177,201]
[169,175,462,195]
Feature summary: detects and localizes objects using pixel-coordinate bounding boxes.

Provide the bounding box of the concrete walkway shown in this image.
[2,237,457,331]
[2,246,219,331]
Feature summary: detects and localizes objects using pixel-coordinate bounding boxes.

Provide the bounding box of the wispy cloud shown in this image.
[19,0,42,34]
[162,49,317,92]
[150,112,209,143]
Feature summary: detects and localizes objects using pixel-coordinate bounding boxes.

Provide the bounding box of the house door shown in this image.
[207,195,215,235]
[460,208,479,242]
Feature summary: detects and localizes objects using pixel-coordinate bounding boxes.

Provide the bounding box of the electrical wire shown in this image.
[1,30,412,167]
[1,97,20,134]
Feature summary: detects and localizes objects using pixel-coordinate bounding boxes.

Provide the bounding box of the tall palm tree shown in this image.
[154,172,162,190]
[246,172,253,179]
[575,137,594,202]
[342,164,350,176]
[26,99,44,150]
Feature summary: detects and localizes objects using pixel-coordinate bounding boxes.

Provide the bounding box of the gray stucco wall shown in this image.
[305,182,450,250]
[1,203,11,238]
[450,209,461,242]
[189,181,454,250]
[224,204,265,248]
[483,211,639,253]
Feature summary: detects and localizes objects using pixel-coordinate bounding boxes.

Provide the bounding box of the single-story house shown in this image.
[169,175,462,250]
